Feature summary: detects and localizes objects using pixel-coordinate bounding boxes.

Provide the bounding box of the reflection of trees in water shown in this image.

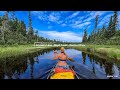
[87,53,114,79]
[87,54,96,74]
[0,61,5,79]
[15,58,28,79]
[82,52,86,65]
[0,56,28,79]
[28,56,35,79]
[88,54,93,64]
[104,62,114,79]
[92,55,114,79]
[0,47,58,79]
[5,60,15,79]
[92,56,96,74]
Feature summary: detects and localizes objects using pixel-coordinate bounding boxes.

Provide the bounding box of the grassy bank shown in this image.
[0,45,55,59]
[68,45,120,60]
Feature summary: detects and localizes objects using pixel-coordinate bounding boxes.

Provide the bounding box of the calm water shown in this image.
[0,48,120,79]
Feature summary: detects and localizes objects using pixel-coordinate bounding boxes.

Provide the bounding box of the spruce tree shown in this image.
[27,11,34,43]
[82,29,88,43]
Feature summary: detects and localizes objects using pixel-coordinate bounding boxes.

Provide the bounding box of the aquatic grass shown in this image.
[0,45,54,59]
[69,45,120,60]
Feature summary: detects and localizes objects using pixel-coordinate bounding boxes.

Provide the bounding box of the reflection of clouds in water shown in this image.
[65,49,82,58]
[5,48,120,79]
[113,64,120,79]
[37,51,54,60]
[93,64,107,79]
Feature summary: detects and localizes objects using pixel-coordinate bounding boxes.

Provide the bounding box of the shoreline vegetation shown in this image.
[68,45,120,61]
[0,45,56,60]
[0,11,120,62]
[0,45,120,61]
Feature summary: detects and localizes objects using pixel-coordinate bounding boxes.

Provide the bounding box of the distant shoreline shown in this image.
[0,45,120,61]
[68,45,120,61]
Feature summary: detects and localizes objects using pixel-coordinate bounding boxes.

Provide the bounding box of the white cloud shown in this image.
[83,11,109,22]
[48,26,52,29]
[32,11,48,21]
[90,11,108,17]
[71,22,91,29]
[67,11,80,19]
[61,24,66,27]
[38,30,83,42]
[83,11,92,13]
[98,14,112,27]
[75,21,82,24]
[32,11,61,23]
[49,14,58,22]
[83,15,95,22]
[77,16,85,21]
[32,11,116,30]
[57,20,63,24]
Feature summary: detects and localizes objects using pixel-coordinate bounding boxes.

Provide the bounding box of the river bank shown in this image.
[0,45,57,60]
[0,44,120,61]
[68,45,120,61]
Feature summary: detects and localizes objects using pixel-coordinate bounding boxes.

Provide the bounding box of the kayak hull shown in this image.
[47,62,79,79]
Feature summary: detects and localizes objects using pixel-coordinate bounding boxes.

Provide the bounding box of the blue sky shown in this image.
[0,11,120,42]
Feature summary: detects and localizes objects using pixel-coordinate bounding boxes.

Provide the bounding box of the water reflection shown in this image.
[0,48,120,79]
[82,52,86,65]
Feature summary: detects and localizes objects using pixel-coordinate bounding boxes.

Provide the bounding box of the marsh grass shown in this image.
[69,45,120,60]
[0,45,54,59]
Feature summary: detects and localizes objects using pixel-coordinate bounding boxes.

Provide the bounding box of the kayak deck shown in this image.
[47,62,79,79]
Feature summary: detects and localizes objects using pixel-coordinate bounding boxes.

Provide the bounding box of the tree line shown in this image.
[82,11,120,45]
[0,11,72,45]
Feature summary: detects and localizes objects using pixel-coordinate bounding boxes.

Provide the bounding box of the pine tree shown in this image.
[20,21,26,36]
[27,11,34,43]
[0,17,2,26]
[107,16,113,38]
[0,11,9,44]
[112,11,118,35]
[101,24,106,39]
[9,18,18,32]
[3,11,9,31]
[95,14,99,34]
[35,30,38,42]
[87,35,91,43]
[82,29,88,43]
[11,11,16,20]
[91,29,95,43]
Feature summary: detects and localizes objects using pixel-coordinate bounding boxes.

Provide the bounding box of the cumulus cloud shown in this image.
[38,30,83,42]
